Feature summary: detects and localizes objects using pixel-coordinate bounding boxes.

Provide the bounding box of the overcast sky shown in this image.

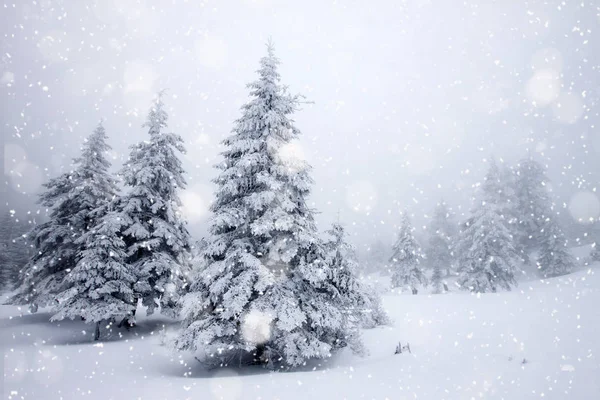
[2,0,600,250]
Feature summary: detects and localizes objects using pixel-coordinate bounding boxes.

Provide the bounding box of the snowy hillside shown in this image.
[3,267,598,400]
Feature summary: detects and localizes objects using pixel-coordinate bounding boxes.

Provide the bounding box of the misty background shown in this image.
[2,0,600,254]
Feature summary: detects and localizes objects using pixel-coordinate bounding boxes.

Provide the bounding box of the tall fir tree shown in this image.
[456,200,519,293]
[426,202,456,293]
[176,43,362,367]
[322,222,389,329]
[456,162,521,292]
[9,122,118,310]
[457,160,520,293]
[390,213,427,294]
[514,156,576,276]
[115,93,191,318]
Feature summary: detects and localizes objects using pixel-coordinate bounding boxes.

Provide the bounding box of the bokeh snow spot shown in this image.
[277,141,306,173]
[525,69,560,107]
[195,133,211,147]
[180,184,211,224]
[568,191,600,224]
[241,310,273,345]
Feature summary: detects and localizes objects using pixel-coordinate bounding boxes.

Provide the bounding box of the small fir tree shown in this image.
[322,222,389,329]
[390,213,427,294]
[9,122,118,310]
[456,200,519,293]
[536,219,576,277]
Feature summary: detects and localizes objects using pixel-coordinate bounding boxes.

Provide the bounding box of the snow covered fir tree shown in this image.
[514,157,575,277]
[455,161,520,293]
[426,202,456,293]
[175,43,368,367]
[536,217,576,278]
[111,93,192,319]
[9,122,118,311]
[322,221,389,329]
[389,212,427,294]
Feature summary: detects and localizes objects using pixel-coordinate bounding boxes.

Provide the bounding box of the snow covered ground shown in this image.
[2,267,599,400]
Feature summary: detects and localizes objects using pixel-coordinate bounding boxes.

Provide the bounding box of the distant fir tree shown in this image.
[456,201,519,293]
[9,122,118,310]
[514,156,576,276]
[51,206,136,340]
[536,219,576,277]
[390,213,427,294]
[456,161,521,292]
[0,211,30,292]
[115,93,191,318]
[322,222,389,329]
[176,43,363,368]
[426,202,456,293]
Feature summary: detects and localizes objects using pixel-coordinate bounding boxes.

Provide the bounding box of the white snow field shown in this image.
[2,267,599,400]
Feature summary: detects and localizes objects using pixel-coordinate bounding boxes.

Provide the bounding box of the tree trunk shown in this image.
[94,321,101,341]
[412,288,418,295]
[254,344,265,365]
[117,309,137,329]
